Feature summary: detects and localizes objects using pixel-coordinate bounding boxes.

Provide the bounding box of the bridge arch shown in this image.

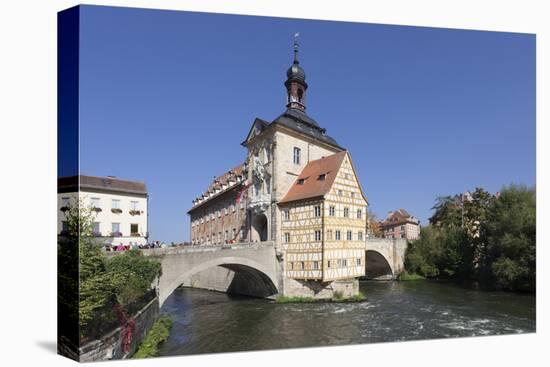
[365,250,394,280]
[159,255,278,306]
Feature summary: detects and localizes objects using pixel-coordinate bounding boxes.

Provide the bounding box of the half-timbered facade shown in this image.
[279,151,368,282]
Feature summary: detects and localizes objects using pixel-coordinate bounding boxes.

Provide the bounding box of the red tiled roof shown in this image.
[279,151,347,204]
[205,164,245,195]
[380,209,418,227]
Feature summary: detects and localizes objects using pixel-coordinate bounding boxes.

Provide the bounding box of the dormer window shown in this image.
[297,178,306,185]
[318,173,326,181]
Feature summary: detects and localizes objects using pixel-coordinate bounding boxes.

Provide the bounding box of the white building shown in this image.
[58,175,148,246]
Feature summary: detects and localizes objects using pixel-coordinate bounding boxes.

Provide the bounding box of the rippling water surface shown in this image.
[158,281,535,356]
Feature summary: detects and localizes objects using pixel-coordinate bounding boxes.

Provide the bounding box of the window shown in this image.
[61,221,69,232]
[111,199,120,209]
[61,197,70,207]
[315,230,321,241]
[92,222,100,234]
[284,232,291,243]
[344,173,349,180]
[217,210,221,218]
[357,258,362,266]
[91,197,100,208]
[351,192,355,198]
[232,228,237,239]
[335,230,341,240]
[231,204,235,213]
[300,262,305,270]
[343,259,348,267]
[225,230,228,241]
[130,201,139,211]
[338,190,343,196]
[293,147,301,165]
[218,232,222,243]
[327,260,331,268]
[131,223,139,235]
[111,222,120,233]
[329,206,335,216]
[313,261,319,270]
[357,209,362,219]
[347,230,352,240]
[343,207,349,217]
[358,231,364,241]
[283,210,290,220]
[314,206,321,217]
[327,230,333,240]
[297,178,305,185]
[318,173,326,181]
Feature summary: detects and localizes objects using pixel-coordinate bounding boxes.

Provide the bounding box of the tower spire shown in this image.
[285,33,308,110]
[293,32,300,64]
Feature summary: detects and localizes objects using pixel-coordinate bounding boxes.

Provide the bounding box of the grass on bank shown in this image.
[132,315,173,359]
[276,291,366,304]
[397,272,426,281]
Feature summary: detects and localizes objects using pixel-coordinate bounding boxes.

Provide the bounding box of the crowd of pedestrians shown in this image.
[102,240,188,252]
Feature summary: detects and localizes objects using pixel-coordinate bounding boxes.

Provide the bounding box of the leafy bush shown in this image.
[132,315,173,359]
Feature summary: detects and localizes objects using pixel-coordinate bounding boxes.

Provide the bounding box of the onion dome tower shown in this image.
[285,34,308,111]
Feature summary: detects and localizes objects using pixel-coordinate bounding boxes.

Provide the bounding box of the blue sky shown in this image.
[76,5,535,243]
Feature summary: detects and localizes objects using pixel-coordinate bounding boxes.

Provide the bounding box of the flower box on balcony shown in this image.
[129,210,141,216]
[130,232,140,237]
[92,231,102,237]
[110,231,122,237]
[111,208,123,214]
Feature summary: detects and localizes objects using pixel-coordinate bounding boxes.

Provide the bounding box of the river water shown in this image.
[158,281,536,356]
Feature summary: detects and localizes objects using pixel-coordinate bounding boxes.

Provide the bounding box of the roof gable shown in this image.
[241,118,269,146]
[279,151,347,204]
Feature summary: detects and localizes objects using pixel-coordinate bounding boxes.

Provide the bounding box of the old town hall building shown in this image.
[188,40,369,298]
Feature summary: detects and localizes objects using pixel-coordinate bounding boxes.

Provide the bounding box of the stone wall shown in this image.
[283,278,359,299]
[79,297,159,362]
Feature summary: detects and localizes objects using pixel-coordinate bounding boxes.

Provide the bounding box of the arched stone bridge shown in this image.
[141,239,407,305]
[142,242,280,306]
[364,238,408,280]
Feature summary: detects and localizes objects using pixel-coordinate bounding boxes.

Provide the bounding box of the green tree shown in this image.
[107,250,161,306]
[429,195,462,228]
[59,198,162,341]
[484,185,535,291]
[463,187,494,272]
[404,226,442,277]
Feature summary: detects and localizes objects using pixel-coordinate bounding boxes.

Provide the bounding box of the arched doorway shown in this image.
[365,250,393,280]
[251,213,268,242]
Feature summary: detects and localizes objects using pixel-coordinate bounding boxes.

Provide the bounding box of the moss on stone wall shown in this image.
[132,315,173,359]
